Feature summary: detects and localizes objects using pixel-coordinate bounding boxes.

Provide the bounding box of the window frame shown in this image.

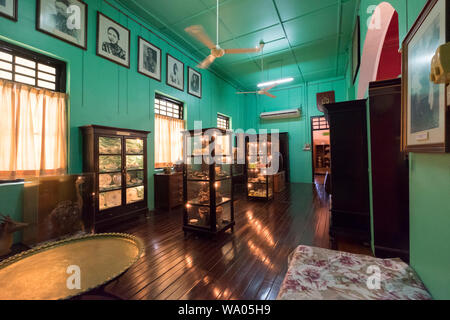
[0,40,67,93]
[154,93,184,120]
[217,113,230,130]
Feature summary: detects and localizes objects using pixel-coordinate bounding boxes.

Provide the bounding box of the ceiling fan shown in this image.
[236,40,278,98]
[185,0,264,69]
[236,84,278,98]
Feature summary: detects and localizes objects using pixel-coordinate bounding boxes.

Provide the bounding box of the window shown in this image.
[0,42,67,180]
[217,114,230,130]
[311,116,329,130]
[0,40,66,92]
[154,95,185,168]
[154,94,184,120]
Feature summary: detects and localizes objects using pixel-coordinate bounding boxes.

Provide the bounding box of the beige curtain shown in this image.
[154,114,184,168]
[0,79,67,179]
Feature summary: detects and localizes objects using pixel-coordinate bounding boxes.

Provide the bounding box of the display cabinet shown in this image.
[246,134,274,200]
[81,125,150,230]
[183,128,235,235]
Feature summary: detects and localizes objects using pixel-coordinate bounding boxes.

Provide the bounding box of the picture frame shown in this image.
[188,67,202,98]
[316,91,335,113]
[401,0,450,153]
[352,16,361,84]
[166,53,184,91]
[138,37,161,82]
[96,12,130,68]
[0,0,17,21]
[36,0,88,50]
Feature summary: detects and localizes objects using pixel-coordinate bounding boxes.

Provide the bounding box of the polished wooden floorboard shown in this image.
[104,182,332,300]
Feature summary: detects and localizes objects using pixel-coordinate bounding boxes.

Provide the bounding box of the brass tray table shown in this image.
[0,233,144,300]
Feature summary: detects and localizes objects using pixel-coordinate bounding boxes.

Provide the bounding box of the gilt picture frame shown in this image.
[401,0,450,153]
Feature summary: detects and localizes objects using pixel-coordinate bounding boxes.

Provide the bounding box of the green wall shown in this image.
[409,153,450,300]
[245,77,347,183]
[0,183,24,243]
[349,0,450,299]
[0,0,246,218]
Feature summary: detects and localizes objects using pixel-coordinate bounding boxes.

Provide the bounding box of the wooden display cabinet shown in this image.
[81,125,150,230]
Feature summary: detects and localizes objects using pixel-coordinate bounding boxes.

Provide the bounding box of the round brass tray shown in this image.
[0,233,144,300]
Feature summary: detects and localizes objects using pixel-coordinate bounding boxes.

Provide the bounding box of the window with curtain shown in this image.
[0,41,67,180]
[0,80,68,179]
[154,95,185,168]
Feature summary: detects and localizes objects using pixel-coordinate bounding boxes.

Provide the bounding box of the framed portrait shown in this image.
[401,0,449,153]
[36,0,87,50]
[352,16,361,84]
[96,12,130,68]
[138,37,161,81]
[316,91,335,113]
[166,54,184,91]
[188,67,202,98]
[0,0,17,21]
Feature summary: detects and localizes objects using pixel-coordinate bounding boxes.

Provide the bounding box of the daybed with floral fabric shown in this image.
[277,246,432,300]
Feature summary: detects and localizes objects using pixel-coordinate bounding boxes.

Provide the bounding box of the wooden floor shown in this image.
[101,181,351,300]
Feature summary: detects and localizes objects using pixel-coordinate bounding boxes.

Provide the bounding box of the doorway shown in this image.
[311,116,330,185]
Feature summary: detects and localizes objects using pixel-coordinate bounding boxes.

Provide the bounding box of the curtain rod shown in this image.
[102,0,243,91]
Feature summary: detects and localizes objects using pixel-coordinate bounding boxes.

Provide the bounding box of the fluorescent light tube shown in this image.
[257,77,294,88]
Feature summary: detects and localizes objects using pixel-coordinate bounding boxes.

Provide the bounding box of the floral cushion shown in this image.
[277,246,432,300]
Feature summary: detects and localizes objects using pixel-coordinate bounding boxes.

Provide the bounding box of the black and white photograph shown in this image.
[0,0,17,21]
[96,12,130,68]
[166,54,184,91]
[188,67,202,98]
[138,37,161,81]
[37,0,87,49]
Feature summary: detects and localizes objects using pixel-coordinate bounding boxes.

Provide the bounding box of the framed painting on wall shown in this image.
[96,12,130,68]
[352,16,361,84]
[138,37,161,81]
[36,0,88,50]
[0,0,17,21]
[188,67,202,98]
[166,54,184,91]
[316,91,335,113]
[401,0,449,153]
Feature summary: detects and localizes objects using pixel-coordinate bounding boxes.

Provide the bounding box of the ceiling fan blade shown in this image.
[185,25,216,50]
[264,83,279,91]
[236,91,258,94]
[264,92,276,98]
[197,55,216,69]
[224,47,262,54]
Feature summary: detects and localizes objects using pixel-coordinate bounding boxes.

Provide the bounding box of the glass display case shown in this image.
[81,125,150,230]
[22,173,95,246]
[183,128,235,235]
[246,134,274,200]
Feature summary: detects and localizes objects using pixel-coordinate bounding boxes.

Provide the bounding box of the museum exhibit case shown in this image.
[182,128,235,235]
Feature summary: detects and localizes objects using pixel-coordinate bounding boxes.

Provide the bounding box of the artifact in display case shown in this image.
[246,134,274,200]
[22,173,95,247]
[81,125,150,230]
[183,128,235,235]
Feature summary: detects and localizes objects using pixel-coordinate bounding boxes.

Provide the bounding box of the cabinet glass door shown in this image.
[125,138,145,204]
[98,136,122,211]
